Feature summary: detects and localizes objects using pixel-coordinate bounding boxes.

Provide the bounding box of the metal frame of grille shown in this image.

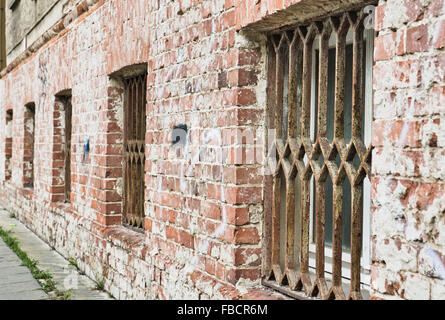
[24,102,35,189]
[263,6,374,300]
[123,73,147,229]
[5,108,12,181]
[62,96,72,203]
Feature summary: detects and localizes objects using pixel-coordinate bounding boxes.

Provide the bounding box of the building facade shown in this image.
[0,0,444,300]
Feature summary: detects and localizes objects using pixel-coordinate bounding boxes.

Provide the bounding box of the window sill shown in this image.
[49,201,72,214]
[103,225,146,257]
[21,187,34,199]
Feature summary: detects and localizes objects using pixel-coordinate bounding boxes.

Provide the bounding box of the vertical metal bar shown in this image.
[318,21,331,139]
[331,182,343,287]
[288,31,304,145]
[285,178,296,288]
[332,16,349,140]
[297,24,316,294]
[287,32,299,140]
[264,38,277,278]
[329,14,350,300]
[298,25,316,140]
[315,180,326,286]
[299,177,311,292]
[272,172,283,282]
[350,12,365,300]
[351,16,364,139]
[312,19,332,299]
[274,35,285,142]
[136,76,140,140]
[350,184,363,299]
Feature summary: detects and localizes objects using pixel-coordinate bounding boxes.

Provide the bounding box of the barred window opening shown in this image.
[123,73,147,230]
[63,96,72,203]
[24,103,35,189]
[264,7,374,300]
[5,109,13,181]
[54,93,72,203]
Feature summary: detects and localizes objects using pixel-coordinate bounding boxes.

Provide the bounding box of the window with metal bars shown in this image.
[24,103,35,189]
[122,73,147,229]
[5,109,12,181]
[264,6,374,300]
[57,94,72,203]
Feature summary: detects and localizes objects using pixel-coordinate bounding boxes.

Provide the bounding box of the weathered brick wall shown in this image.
[144,0,269,298]
[0,0,284,300]
[371,0,445,300]
[0,0,443,300]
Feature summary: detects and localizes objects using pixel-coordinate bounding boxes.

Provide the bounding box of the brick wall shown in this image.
[371,0,445,300]
[0,0,443,300]
[0,0,283,300]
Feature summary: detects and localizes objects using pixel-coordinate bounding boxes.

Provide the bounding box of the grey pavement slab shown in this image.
[0,209,113,300]
[0,236,47,300]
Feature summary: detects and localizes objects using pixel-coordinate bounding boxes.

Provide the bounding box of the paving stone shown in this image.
[0,239,47,300]
[0,211,113,300]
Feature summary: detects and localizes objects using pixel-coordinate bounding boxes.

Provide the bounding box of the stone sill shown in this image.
[103,224,146,258]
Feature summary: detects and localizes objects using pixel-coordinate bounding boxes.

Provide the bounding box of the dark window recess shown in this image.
[60,96,72,202]
[5,109,13,181]
[123,73,147,229]
[24,103,35,188]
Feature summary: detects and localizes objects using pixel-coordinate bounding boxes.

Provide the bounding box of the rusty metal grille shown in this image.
[24,103,35,189]
[63,96,72,202]
[123,74,147,229]
[264,7,374,300]
[5,109,12,181]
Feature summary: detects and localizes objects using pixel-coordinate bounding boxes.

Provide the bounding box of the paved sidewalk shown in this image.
[0,209,113,300]
[0,237,48,300]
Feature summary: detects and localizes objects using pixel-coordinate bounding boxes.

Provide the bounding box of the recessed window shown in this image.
[264,7,374,300]
[23,103,35,189]
[123,73,147,229]
[53,92,72,203]
[5,109,13,181]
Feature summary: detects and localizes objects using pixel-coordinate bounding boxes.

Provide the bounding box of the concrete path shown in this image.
[0,237,48,300]
[0,209,113,300]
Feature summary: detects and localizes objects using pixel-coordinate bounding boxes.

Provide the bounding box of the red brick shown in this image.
[374,32,397,61]
[433,19,445,49]
[406,24,429,53]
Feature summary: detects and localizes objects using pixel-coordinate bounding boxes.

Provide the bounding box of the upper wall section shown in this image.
[235,0,376,32]
[1,0,379,76]
[5,0,82,64]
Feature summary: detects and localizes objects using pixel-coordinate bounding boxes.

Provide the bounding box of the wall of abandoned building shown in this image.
[5,0,85,64]
[0,0,443,300]
[370,0,445,300]
[0,0,282,300]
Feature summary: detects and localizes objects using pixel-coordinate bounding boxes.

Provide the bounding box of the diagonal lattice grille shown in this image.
[264,6,374,300]
[123,74,147,229]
